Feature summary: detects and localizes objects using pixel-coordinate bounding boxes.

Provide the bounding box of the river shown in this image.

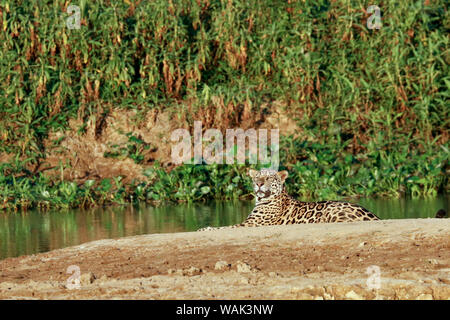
[0,196,448,260]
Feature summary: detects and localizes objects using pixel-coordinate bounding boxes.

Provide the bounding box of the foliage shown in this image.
[0,0,448,210]
[1,135,448,210]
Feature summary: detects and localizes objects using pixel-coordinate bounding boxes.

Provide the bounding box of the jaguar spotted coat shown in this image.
[198,169,379,231]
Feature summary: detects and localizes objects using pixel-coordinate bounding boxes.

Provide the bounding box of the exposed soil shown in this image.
[0,219,449,300]
[33,102,300,185]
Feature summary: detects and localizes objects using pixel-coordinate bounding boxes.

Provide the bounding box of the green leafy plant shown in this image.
[0,0,448,211]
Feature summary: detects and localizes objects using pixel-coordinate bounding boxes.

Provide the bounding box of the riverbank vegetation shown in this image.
[0,0,448,210]
[1,136,447,210]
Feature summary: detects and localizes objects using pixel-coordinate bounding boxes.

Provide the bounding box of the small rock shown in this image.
[427,259,438,265]
[345,290,363,300]
[215,261,231,271]
[268,272,278,277]
[167,269,176,274]
[358,242,366,248]
[236,261,252,273]
[183,266,202,276]
[80,272,96,285]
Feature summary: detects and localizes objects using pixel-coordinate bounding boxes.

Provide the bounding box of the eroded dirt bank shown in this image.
[0,219,449,299]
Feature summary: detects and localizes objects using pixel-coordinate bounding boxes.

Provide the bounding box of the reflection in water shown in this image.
[0,197,448,260]
[357,197,448,220]
[0,201,252,260]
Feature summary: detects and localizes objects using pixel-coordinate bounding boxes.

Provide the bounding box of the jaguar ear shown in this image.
[248,168,258,179]
[277,170,288,182]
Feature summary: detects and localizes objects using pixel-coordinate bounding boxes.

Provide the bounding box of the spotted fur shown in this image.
[198,168,379,231]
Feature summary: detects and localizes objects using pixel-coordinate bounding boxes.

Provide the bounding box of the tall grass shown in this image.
[0,136,447,211]
[0,0,448,210]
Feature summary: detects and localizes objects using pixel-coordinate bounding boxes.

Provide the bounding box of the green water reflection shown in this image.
[0,197,448,260]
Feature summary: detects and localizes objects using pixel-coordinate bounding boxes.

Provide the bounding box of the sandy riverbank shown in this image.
[0,219,449,299]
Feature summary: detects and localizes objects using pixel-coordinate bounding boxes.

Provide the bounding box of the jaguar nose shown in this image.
[256,182,263,187]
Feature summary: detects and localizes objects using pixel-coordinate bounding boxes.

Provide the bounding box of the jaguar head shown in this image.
[248,168,288,202]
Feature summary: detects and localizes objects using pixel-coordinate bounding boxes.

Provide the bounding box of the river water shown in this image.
[0,196,448,260]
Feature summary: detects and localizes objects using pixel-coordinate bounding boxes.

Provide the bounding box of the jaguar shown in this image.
[197,168,380,231]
